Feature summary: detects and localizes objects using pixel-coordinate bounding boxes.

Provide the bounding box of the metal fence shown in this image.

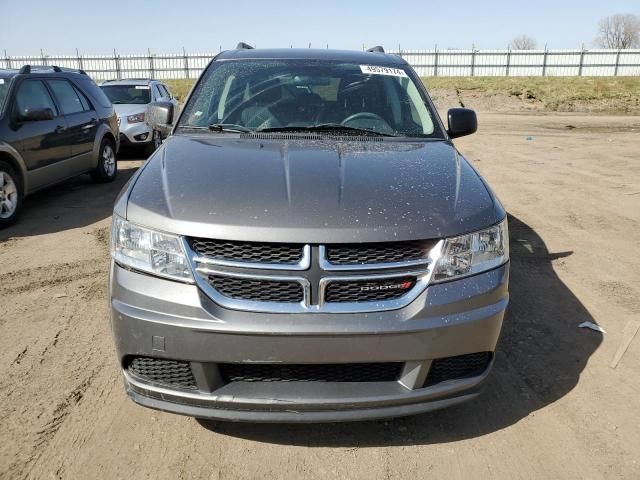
[2,48,640,79]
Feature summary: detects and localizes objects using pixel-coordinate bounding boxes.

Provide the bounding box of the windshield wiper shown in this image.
[257,124,397,137]
[208,123,253,133]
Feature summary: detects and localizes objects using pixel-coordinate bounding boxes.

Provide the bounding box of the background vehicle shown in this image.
[100,79,177,155]
[0,65,119,228]
[110,45,508,422]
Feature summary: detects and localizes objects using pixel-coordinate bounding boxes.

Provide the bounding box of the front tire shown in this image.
[145,130,162,156]
[91,138,117,183]
[0,160,23,229]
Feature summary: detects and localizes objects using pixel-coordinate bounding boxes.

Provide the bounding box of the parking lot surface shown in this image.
[1,114,639,479]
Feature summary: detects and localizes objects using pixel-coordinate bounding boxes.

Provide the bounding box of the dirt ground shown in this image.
[1,112,640,480]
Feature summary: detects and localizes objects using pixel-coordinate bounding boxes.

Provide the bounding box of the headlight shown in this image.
[127,113,145,123]
[432,218,508,283]
[111,216,193,282]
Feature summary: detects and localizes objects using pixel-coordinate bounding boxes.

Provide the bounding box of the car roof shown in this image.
[0,69,18,80]
[215,48,407,66]
[100,79,158,86]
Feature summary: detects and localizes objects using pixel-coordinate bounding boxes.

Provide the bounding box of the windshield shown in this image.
[100,84,151,104]
[0,76,12,114]
[179,60,441,138]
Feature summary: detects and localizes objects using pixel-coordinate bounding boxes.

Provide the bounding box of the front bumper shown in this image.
[118,117,152,145]
[110,262,509,422]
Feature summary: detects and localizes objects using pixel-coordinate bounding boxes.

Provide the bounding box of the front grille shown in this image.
[325,241,433,266]
[187,237,437,313]
[207,274,304,302]
[325,277,416,303]
[220,363,403,383]
[190,238,304,265]
[127,356,197,390]
[423,352,492,387]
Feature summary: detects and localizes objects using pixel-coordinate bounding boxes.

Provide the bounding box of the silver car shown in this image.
[110,46,509,422]
[100,79,177,155]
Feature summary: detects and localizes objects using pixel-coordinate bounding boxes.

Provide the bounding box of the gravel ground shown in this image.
[1,113,639,479]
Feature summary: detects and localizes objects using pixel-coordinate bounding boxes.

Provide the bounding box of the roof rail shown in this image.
[236,42,254,50]
[18,64,88,75]
[366,46,385,53]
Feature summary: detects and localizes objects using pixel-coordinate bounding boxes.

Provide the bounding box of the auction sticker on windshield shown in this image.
[360,65,408,77]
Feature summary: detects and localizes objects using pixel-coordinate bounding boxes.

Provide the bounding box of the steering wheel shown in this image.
[341,112,386,125]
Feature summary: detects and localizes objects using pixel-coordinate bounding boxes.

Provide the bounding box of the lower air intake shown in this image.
[127,356,197,390]
[423,352,492,387]
[220,362,404,383]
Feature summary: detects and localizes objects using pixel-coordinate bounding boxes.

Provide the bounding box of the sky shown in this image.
[0,0,639,55]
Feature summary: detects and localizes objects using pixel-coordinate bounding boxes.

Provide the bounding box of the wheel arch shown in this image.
[91,125,118,168]
[0,143,28,194]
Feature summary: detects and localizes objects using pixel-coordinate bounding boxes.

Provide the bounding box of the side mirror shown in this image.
[447,108,477,139]
[146,101,174,135]
[18,107,55,122]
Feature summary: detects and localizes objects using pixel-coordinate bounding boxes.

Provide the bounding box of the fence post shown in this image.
[183,47,189,79]
[614,49,621,76]
[470,45,476,77]
[578,46,585,76]
[3,50,10,69]
[40,49,47,66]
[434,44,438,77]
[542,44,548,77]
[76,48,83,72]
[114,49,121,80]
[148,49,155,79]
[506,48,511,76]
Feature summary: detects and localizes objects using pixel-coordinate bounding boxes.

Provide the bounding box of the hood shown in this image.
[125,135,503,243]
[113,104,147,117]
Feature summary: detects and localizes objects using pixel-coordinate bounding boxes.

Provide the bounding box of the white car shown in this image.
[100,79,178,155]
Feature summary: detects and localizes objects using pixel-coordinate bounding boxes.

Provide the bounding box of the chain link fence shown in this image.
[2,48,640,79]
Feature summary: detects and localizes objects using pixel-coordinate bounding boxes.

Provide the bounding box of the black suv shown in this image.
[0,65,119,227]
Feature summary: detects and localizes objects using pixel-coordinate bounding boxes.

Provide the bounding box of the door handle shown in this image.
[81,119,98,130]
[54,125,66,133]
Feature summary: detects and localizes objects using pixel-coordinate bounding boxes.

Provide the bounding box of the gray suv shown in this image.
[0,65,119,228]
[100,79,177,155]
[109,45,509,422]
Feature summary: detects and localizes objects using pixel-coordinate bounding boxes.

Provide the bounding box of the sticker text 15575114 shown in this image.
[360,65,408,78]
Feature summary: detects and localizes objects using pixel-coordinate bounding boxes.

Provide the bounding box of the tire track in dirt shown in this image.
[0,260,104,297]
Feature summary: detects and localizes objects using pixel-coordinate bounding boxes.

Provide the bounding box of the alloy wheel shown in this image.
[103,144,116,177]
[0,171,18,219]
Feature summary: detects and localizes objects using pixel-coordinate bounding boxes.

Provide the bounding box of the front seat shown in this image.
[241,78,284,129]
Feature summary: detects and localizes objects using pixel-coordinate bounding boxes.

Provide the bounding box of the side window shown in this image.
[73,85,92,111]
[404,79,434,135]
[152,84,163,100]
[14,80,58,117]
[48,80,85,115]
[78,78,112,108]
[160,84,171,98]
